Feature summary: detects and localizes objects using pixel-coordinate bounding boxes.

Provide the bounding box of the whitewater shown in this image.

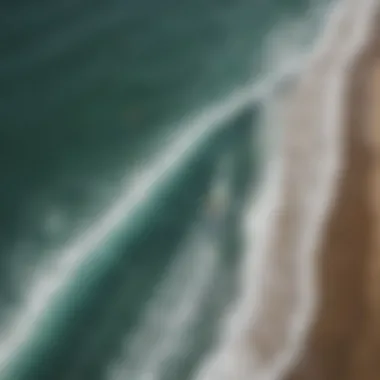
[0,0,378,379]
[0,5,318,376]
[193,0,378,379]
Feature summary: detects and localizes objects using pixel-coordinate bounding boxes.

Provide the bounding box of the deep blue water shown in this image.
[0,1,329,379]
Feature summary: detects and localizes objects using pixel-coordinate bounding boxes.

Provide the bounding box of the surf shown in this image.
[192,0,379,379]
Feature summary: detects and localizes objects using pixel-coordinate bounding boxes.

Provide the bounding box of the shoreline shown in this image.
[239,0,380,379]
[242,0,380,378]
[285,3,380,380]
[193,1,380,379]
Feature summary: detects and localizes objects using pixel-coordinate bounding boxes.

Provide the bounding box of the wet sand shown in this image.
[193,2,380,380]
[284,8,380,380]
[237,0,379,377]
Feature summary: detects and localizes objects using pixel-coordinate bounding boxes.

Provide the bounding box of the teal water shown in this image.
[0,1,330,379]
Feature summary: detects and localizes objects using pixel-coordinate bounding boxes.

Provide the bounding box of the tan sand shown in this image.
[208,3,380,380]
[194,3,379,380]
[284,10,380,380]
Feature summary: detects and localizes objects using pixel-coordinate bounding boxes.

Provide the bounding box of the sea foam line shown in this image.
[0,37,304,374]
[107,224,220,380]
[107,151,236,380]
[192,0,379,379]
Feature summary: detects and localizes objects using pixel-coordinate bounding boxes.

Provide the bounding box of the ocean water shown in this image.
[0,0,333,379]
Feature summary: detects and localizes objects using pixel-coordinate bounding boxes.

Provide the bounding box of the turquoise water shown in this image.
[0,0,330,379]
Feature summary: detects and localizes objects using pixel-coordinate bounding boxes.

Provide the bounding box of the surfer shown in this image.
[203,172,231,242]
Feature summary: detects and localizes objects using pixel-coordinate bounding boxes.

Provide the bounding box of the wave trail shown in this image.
[0,41,304,375]
[192,0,379,379]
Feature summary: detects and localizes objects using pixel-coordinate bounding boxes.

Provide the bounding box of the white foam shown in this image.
[106,152,238,380]
[193,0,378,379]
[0,33,305,375]
[107,223,220,380]
[1,0,371,375]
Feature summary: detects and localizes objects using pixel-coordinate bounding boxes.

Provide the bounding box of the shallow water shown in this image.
[0,0,332,379]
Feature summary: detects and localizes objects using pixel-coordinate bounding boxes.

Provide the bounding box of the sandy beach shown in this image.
[238,0,380,379]
[191,2,380,380]
[283,5,380,380]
